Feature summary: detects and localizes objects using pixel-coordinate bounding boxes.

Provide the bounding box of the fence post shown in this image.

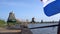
[57,20,60,34]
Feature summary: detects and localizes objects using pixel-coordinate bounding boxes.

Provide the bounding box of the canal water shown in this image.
[28,23,58,34]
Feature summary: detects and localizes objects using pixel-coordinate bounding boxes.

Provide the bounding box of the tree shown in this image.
[0,19,6,27]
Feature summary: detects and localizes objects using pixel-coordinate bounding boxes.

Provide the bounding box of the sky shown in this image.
[0,0,60,21]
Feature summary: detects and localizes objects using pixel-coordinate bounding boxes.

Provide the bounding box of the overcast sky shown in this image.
[0,0,60,21]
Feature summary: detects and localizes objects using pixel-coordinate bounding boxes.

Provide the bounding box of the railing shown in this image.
[29,24,58,29]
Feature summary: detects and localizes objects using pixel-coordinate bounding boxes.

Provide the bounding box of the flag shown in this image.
[40,0,60,16]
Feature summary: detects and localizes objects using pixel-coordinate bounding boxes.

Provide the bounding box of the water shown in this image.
[28,23,58,34]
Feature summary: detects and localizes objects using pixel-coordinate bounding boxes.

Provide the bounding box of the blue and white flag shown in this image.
[41,0,60,16]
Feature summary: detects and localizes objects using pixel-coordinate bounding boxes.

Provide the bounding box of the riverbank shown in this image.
[0,27,21,34]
